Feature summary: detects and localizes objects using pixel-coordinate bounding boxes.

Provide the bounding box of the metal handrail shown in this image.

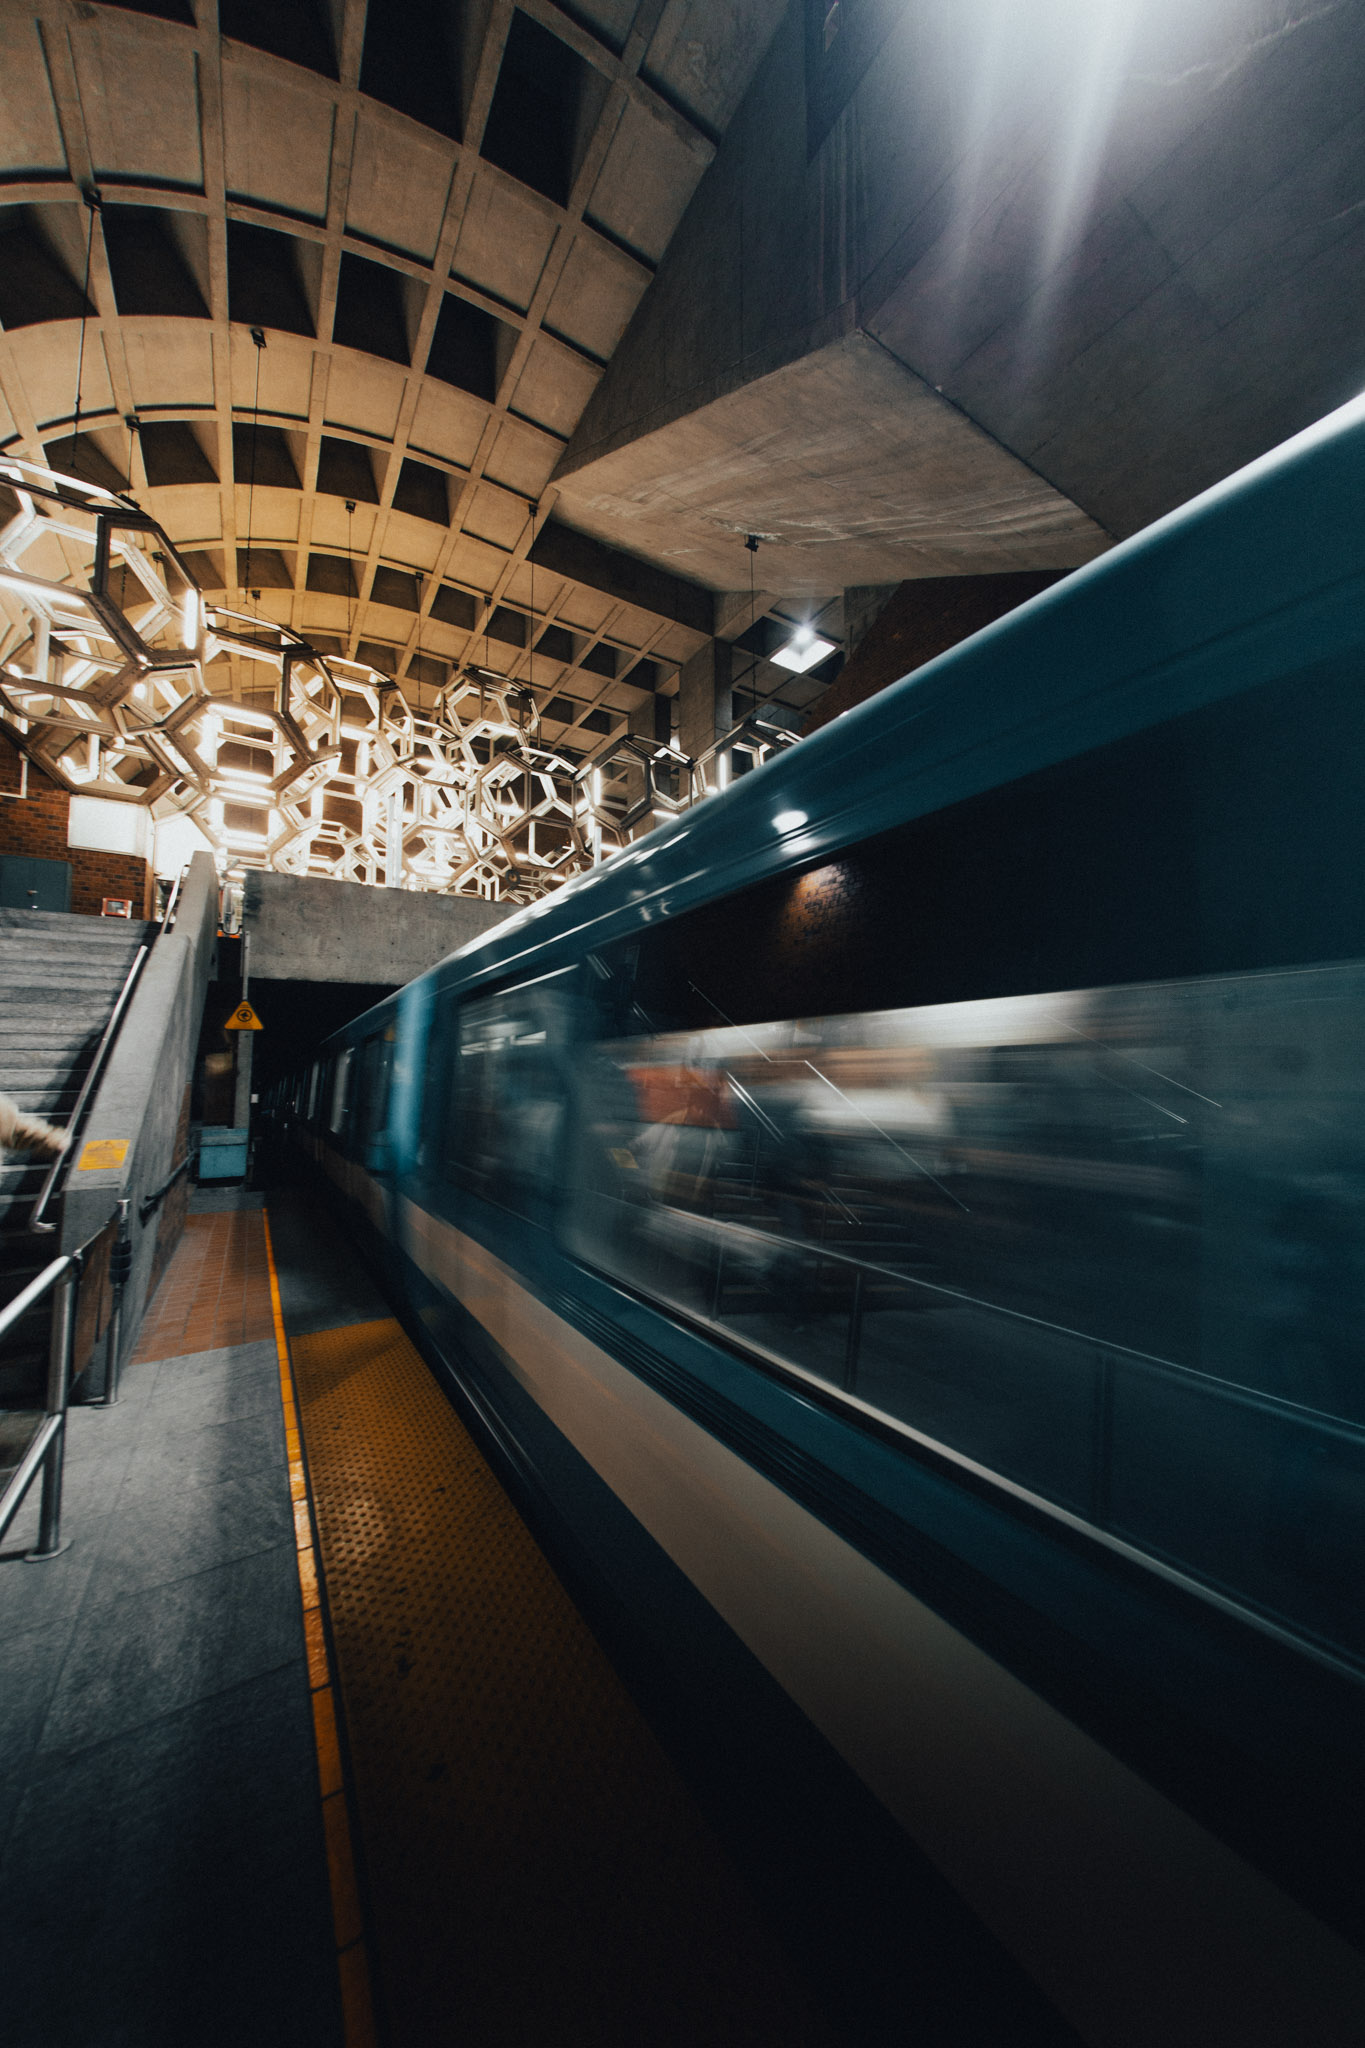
[159,862,187,931]
[139,1148,196,1223]
[29,936,151,1235]
[0,1249,72,1346]
[29,863,190,1234]
[677,1199,1365,1445]
[0,1217,111,1554]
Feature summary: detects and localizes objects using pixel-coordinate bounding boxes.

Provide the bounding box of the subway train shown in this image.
[277,395,1365,2046]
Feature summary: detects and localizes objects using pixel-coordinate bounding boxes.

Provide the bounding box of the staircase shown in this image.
[0,908,150,1405]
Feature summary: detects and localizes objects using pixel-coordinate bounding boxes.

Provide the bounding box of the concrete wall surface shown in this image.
[558,0,1365,554]
[243,872,508,986]
[62,853,218,1392]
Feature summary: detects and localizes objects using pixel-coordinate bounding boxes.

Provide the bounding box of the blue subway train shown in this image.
[278,396,1365,2045]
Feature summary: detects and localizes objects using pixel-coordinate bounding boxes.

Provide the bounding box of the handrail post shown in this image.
[29,1258,76,1560]
[102,1199,133,1407]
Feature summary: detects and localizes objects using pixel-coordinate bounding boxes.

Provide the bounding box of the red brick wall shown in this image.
[1,734,153,917]
[801,571,1065,737]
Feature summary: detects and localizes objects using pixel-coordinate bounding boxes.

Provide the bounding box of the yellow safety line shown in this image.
[263,1208,377,2048]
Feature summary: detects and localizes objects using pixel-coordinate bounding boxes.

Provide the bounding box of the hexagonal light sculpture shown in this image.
[0,455,813,903]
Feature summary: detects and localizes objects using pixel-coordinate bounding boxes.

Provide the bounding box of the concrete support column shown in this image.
[843,583,901,662]
[232,1032,253,1131]
[677,640,732,760]
[623,692,676,747]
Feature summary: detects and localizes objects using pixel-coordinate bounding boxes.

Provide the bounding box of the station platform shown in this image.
[0,1187,838,2047]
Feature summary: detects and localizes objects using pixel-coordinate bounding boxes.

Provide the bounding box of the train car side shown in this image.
[276,397,1365,2047]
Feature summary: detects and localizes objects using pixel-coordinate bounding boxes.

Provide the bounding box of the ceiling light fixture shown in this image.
[772,626,837,674]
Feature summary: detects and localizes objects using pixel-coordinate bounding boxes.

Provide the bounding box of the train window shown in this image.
[560,964,1365,1667]
[445,980,574,1220]
[358,1031,394,1146]
[329,1047,354,1134]
[306,1061,321,1122]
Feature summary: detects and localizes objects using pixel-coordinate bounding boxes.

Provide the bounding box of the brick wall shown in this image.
[1,734,153,917]
[800,571,1065,738]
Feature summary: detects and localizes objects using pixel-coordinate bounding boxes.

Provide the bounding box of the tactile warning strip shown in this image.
[288,1313,835,2047]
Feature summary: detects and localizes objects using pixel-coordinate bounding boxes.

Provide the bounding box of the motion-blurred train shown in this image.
[276,397,1365,2045]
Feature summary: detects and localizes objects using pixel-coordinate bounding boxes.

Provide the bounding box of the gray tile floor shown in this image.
[266,1188,391,1339]
[0,1318,341,2044]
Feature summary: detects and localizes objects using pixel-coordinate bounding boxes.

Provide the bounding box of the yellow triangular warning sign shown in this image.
[225,1000,263,1031]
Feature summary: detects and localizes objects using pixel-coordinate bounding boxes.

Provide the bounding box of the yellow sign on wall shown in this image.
[225,1001,263,1031]
[78,1139,129,1171]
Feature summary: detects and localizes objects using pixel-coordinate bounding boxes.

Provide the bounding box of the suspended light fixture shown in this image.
[772,625,837,673]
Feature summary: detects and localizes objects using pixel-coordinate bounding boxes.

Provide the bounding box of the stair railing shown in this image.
[159,862,187,932]
[0,1215,116,1556]
[27,866,191,1239]
[28,938,152,1236]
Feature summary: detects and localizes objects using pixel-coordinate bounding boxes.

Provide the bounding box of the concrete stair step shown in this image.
[0,968,143,991]
[0,1245,49,1268]
[3,949,139,966]
[0,966,128,982]
[1,1218,51,1254]
[0,1024,109,1040]
[2,987,138,1013]
[0,1265,50,1297]
[1,1214,49,1240]
[0,933,146,954]
[0,933,147,954]
[0,975,137,999]
[0,1158,49,1183]
[0,998,126,1015]
[0,1017,106,1038]
[0,937,137,951]
[0,1022,120,1044]
[0,1366,49,1412]
[0,1204,48,1233]
[0,1065,82,1083]
[0,929,146,950]
[0,907,152,936]
[0,987,115,1001]
[0,1048,101,1068]
[2,955,141,977]
[0,1083,83,1109]
[0,1206,46,1235]
[0,1035,107,1053]
[2,1006,126,1031]
[0,952,144,980]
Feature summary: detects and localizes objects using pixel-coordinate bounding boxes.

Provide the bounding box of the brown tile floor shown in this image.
[134,1210,273,1362]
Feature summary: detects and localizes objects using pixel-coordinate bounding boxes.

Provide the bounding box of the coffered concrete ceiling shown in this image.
[4,0,1361,766]
[0,0,787,757]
